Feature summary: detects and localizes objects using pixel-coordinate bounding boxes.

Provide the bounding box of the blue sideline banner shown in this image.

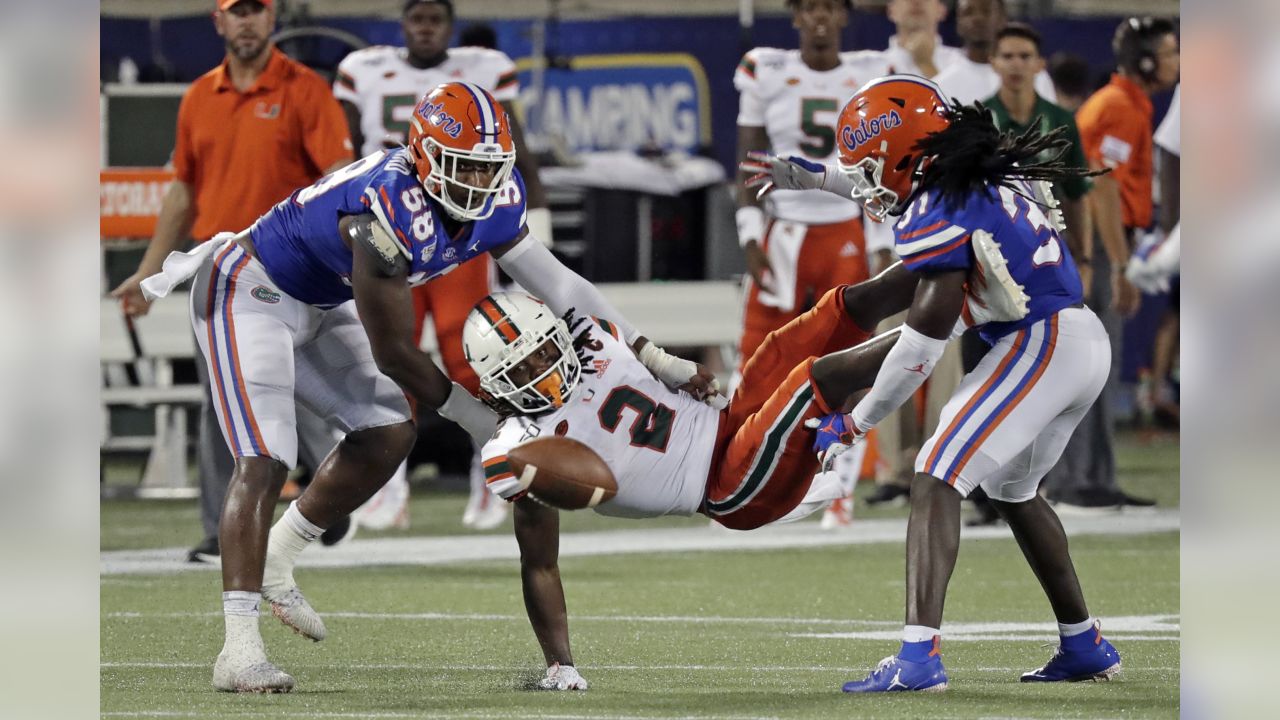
[514,53,712,155]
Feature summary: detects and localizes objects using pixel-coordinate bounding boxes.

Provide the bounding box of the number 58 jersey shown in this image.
[250,148,526,309]
[481,321,722,519]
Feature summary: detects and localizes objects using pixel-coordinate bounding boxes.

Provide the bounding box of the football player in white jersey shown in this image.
[884,0,965,79]
[734,0,891,527]
[333,0,551,530]
[931,0,1057,105]
[464,278,939,689]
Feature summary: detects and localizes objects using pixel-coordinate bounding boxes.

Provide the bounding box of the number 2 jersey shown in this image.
[480,322,722,519]
[249,149,527,308]
[892,181,1084,344]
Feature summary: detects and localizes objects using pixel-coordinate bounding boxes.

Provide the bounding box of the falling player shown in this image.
[733,0,891,526]
[749,75,1122,691]
[334,0,552,530]
[140,82,714,693]
[458,199,1033,688]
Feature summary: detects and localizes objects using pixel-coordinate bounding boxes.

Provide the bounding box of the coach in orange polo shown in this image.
[111,0,354,562]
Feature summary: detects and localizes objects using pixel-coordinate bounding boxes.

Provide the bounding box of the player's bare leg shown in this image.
[262,421,416,641]
[214,456,294,693]
[990,495,1122,681]
[988,496,1089,624]
[905,473,964,629]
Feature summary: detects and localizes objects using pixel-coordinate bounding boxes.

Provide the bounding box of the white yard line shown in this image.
[101,661,1180,673]
[104,707,788,712]
[100,510,1179,576]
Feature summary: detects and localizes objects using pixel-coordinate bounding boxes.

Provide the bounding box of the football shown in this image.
[506,437,618,510]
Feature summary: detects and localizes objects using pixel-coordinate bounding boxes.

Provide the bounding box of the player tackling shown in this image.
[140,81,715,693]
[750,75,1122,691]
[455,199,1032,688]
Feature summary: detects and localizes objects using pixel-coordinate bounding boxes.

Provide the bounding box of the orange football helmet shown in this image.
[836,75,951,220]
[408,82,516,221]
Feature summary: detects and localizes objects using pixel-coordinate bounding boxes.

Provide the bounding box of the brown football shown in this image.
[506,437,617,511]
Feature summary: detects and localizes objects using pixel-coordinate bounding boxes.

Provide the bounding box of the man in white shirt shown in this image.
[883,0,964,79]
[932,0,1057,104]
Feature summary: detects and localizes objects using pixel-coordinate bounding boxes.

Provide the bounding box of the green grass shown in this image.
[100,432,1180,718]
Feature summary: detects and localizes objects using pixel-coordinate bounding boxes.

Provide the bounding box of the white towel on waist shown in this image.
[755,219,805,313]
[140,232,237,302]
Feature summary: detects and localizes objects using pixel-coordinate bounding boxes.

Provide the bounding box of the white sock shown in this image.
[263,501,321,591]
[467,439,487,508]
[1058,617,1096,637]
[222,591,265,659]
[903,625,940,643]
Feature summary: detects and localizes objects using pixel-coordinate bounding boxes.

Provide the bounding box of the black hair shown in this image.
[1113,16,1176,79]
[995,22,1042,54]
[459,23,498,50]
[786,0,853,10]
[403,0,454,20]
[1047,52,1090,98]
[911,101,1104,209]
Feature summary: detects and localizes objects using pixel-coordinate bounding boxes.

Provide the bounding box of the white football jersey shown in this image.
[334,46,519,156]
[932,55,1058,106]
[736,48,891,224]
[481,321,721,519]
[1153,84,1179,156]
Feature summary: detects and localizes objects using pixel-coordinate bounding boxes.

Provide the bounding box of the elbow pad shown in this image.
[348,214,409,277]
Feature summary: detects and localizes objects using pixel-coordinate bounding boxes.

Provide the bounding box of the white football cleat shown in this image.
[463,492,508,530]
[263,585,327,642]
[819,497,854,530]
[213,652,294,693]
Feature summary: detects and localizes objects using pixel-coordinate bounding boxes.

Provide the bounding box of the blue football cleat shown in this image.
[1021,627,1122,682]
[842,654,948,693]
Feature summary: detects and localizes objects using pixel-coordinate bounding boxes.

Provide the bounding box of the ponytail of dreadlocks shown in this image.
[911,101,1105,210]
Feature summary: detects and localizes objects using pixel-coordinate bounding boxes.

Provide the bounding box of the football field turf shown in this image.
[101,435,1179,718]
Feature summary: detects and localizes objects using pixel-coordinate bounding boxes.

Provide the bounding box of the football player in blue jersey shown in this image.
[141,81,718,693]
[744,75,1121,692]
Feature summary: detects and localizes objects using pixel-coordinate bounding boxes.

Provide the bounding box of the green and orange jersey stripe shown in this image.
[737,56,757,79]
[336,70,356,92]
[477,297,521,344]
[483,456,514,484]
[494,70,518,93]
[592,316,620,340]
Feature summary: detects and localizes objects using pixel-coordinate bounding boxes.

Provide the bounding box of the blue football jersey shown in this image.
[891,182,1083,343]
[250,149,527,308]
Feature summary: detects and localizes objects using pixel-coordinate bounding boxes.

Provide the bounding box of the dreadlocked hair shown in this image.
[561,308,602,376]
[912,101,1106,209]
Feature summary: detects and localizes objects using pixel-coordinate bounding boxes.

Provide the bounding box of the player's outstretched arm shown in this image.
[492,230,722,403]
[345,214,497,444]
[513,496,584,687]
[849,269,965,431]
[808,269,964,469]
[841,261,921,331]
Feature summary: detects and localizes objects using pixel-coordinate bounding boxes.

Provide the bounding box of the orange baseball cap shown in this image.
[217,0,273,10]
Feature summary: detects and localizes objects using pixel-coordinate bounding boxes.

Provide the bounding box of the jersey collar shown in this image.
[1107,73,1153,120]
[213,47,287,94]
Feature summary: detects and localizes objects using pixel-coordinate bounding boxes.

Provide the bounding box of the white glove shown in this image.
[526,207,554,248]
[537,662,588,691]
[1126,225,1180,294]
[637,342,698,389]
[637,343,727,409]
[740,151,857,201]
[437,382,499,446]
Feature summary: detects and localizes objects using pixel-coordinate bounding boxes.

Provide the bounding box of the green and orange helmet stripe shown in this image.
[477,296,521,344]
